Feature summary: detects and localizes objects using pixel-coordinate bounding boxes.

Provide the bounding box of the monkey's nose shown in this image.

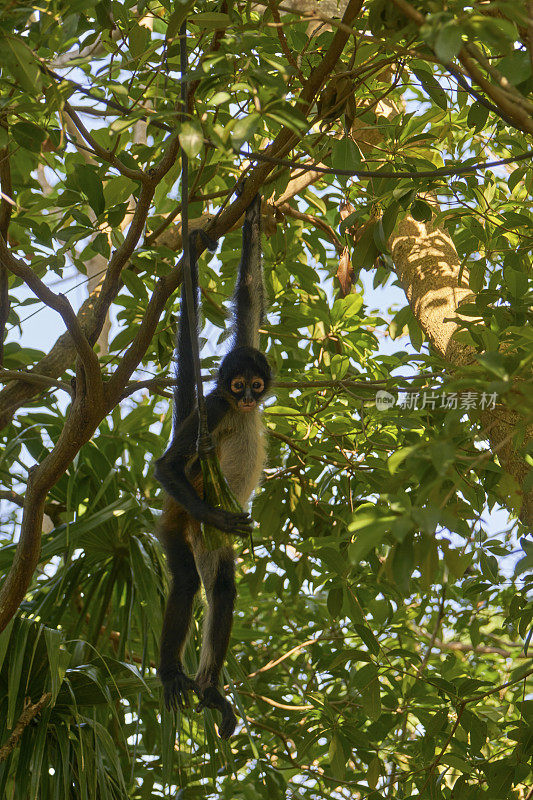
[240,399,256,411]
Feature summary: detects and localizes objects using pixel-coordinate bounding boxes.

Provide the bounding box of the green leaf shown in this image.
[328,732,345,779]
[392,535,414,594]
[74,164,105,216]
[179,121,203,158]
[12,121,46,152]
[351,225,379,270]
[388,445,419,474]
[413,68,448,110]
[209,91,231,107]
[425,708,448,736]
[444,546,472,579]
[348,527,387,562]
[129,536,162,640]
[191,12,231,30]
[467,101,489,131]
[476,352,507,379]
[353,624,380,656]
[478,549,499,583]
[469,260,485,292]
[128,23,150,59]
[331,138,362,173]
[167,0,196,39]
[434,24,463,62]
[230,114,260,150]
[498,51,531,86]
[440,753,472,773]
[44,627,65,704]
[264,103,308,134]
[411,198,432,222]
[104,175,136,205]
[361,675,381,720]
[327,585,343,618]
[7,620,31,728]
[367,756,381,789]
[1,33,42,93]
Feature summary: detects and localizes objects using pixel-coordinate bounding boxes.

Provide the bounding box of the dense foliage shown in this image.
[0,1,532,798]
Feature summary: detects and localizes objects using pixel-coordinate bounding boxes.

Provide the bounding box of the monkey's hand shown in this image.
[160,666,199,711]
[201,506,253,537]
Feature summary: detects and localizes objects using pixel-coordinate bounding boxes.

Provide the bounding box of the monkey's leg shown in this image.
[158,509,201,711]
[195,547,237,738]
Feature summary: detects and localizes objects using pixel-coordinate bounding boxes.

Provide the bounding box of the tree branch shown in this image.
[0,235,102,399]
[206,0,365,237]
[63,102,147,182]
[0,693,52,764]
[0,489,65,522]
[0,289,99,429]
[278,202,343,251]
[267,0,305,83]
[391,0,533,136]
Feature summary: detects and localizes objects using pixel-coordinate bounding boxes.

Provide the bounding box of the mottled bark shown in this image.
[391,217,532,528]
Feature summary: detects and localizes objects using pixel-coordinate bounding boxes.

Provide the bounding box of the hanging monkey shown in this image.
[154,194,271,738]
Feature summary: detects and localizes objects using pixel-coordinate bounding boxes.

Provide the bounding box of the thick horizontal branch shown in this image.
[120,372,438,400]
[0,489,65,522]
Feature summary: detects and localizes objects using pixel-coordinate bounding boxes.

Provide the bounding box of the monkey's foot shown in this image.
[159,666,199,712]
[197,685,237,739]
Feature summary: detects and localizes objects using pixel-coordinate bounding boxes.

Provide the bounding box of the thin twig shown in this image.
[63,102,146,182]
[267,0,305,82]
[235,689,313,712]
[279,202,343,251]
[0,368,72,394]
[416,587,446,676]
[422,702,466,789]
[240,144,533,180]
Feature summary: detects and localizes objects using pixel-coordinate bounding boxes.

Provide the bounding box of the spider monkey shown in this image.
[154,194,271,739]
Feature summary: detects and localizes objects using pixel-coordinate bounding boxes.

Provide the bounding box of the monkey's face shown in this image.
[219,346,272,411]
[229,374,265,412]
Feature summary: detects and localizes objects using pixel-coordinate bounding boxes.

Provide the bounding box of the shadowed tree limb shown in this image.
[0,693,52,764]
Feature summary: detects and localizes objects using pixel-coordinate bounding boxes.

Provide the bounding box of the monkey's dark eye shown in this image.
[252,379,264,392]
[231,378,245,393]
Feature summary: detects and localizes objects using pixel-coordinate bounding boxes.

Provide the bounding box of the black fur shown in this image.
[234,194,264,349]
[218,346,270,390]
[155,195,271,738]
[174,230,217,427]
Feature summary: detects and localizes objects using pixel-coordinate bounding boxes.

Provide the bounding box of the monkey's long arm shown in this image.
[233,195,264,349]
[154,393,252,535]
